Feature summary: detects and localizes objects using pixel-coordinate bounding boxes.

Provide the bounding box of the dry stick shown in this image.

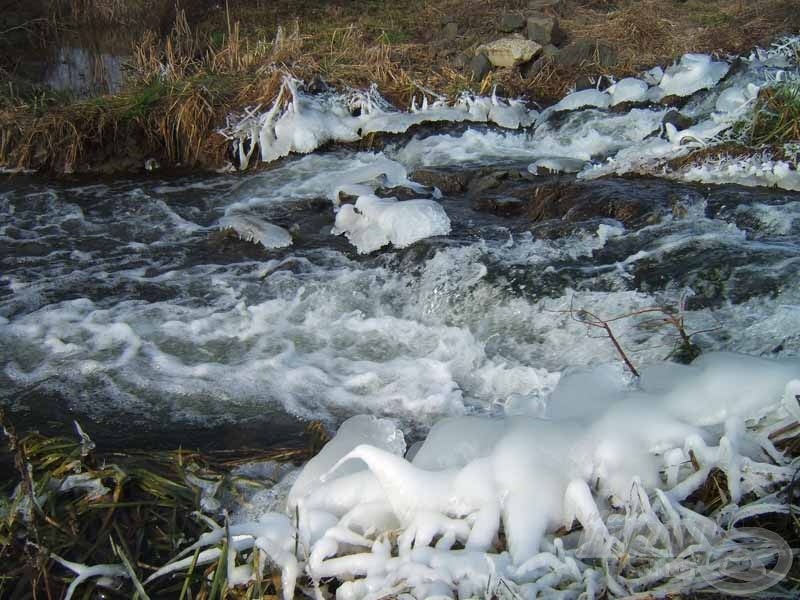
[566,304,641,378]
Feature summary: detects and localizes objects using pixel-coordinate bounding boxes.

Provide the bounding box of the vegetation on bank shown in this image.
[2,408,799,599]
[0,411,328,599]
[1,0,799,174]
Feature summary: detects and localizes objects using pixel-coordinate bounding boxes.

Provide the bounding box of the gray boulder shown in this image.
[527,16,565,46]
[469,53,492,81]
[553,39,617,68]
[499,14,526,33]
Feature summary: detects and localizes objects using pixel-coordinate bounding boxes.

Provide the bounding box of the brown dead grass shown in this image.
[2,0,798,174]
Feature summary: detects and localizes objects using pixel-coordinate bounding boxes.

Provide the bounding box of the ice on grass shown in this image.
[221,79,537,169]
[177,352,800,599]
[332,194,451,253]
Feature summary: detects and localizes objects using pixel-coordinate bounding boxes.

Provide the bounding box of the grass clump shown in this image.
[748,81,800,146]
[0,410,315,599]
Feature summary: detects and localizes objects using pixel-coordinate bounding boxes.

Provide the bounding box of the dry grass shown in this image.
[1,0,798,174]
[0,410,322,599]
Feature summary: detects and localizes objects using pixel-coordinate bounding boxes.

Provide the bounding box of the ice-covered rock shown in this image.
[332,195,451,253]
[608,77,649,105]
[219,214,293,249]
[653,53,730,99]
[550,88,611,112]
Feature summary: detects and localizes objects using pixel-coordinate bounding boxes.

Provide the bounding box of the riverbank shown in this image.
[1,0,798,174]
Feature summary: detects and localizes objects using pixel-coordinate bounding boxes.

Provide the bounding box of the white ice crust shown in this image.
[219,214,293,248]
[197,353,800,600]
[332,195,451,254]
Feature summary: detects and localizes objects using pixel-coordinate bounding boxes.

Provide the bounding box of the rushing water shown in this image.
[2,136,800,450]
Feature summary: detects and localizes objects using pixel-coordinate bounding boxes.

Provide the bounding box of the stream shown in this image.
[2,138,799,450]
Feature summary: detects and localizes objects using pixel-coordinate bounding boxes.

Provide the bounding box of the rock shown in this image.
[476,36,542,68]
[472,196,527,217]
[574,74,613,91]
[526,16,565,46]
[662,109,694,131]
[553,39,617,68]
[468,53,492,81]
[527,0,566,15]
[411,168,471,194]
[467,170,514,198]
[443,22,458,39]
[452,52,469,69]
[375,186,432,201]
[499,14,525,33]
[440,14,457,25]
[521,56,548,79]
[337,190,359,205]
[306,74,329,94]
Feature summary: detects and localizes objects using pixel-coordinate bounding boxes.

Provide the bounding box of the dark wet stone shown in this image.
[306,75,330,94]
[375,185,432,201]
[467,171,511,197]
[662,109,694,131]
[500,14,526,33]
[410,168,471,194]
[469,53,492,81]
[337,190,359,205]
[472,195,526,216]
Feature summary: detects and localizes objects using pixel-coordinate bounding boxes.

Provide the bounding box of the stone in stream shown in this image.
[410,168,471,194]
[662,108,694,131]
[476,35,542,68]
[526,16,565,46]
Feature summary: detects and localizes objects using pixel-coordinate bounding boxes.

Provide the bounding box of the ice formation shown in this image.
[219,214,293,248]
[332,194,451,253]
[651,53,730,100]
[147,353,799,599]
[220,79,537,169]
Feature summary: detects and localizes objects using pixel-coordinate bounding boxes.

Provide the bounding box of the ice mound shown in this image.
[549,88,611,113]
[218,214,293,249]
[157,353,798,599]
[608,77,649,105]
[332,194,451,253]
[221,78,537,169]
[652,53,730,99]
